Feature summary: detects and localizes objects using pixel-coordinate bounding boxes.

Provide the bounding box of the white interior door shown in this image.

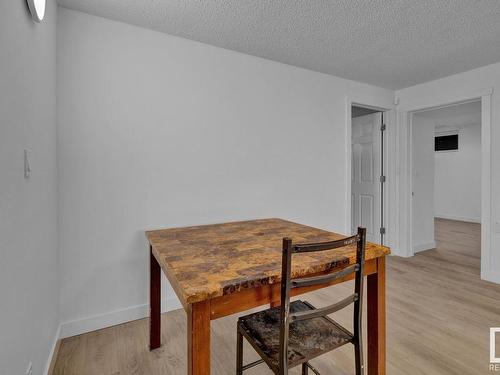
[352,112,382,244]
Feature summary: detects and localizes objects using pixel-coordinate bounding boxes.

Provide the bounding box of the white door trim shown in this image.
[481,93,493,281]
[396,87,494,282]
[345,98,395,248]
[397,87,493,112]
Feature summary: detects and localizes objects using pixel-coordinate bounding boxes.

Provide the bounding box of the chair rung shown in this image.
[291,264,359,288]
[290,294,358,322]
[242,359,265,371]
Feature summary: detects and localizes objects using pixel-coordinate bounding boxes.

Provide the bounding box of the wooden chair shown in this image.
[236,227,367,375]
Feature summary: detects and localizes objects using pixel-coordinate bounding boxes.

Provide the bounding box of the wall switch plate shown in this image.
[26,362,32,375]
[24,149,31,179]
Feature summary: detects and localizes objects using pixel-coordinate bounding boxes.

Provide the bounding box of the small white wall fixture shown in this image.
[396,87,493,282]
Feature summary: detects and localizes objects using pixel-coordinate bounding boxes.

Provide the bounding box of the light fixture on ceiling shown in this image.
[27,0,46,23]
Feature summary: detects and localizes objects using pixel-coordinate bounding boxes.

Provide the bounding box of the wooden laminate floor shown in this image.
[53,219,500,375]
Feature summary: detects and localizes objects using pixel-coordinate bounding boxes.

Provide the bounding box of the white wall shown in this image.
[435,124,481,223]
[412,115,436,252]
[396,62,500,282]
[57,8,394,336]
[0,1,59,374]
[411,117,481,252]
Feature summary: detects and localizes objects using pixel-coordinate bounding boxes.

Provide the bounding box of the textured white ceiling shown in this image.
[416,100,481,128]
[57,0,500,89]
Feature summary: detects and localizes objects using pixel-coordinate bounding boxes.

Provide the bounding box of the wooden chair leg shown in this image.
[236,329,243,375]
[302,362,308,374]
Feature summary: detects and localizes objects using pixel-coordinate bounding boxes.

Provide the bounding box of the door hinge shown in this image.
[380,175,386,183]
[380,227,386,235]
[380,124,386,132]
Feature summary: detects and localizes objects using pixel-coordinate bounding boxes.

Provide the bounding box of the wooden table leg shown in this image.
[150,245,161,350]
[367,256,386,375]
[188,300,211,375]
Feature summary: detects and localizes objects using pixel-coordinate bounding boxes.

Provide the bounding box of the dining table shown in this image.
[146,218,390,375]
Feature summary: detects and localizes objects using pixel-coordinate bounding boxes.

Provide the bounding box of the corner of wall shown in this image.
[44,324,61,375]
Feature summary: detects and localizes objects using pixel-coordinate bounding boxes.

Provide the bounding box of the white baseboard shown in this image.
[482,270,500,284]
[413,241,436,253]
[387,248,412,258]
[44,323,61,375]
[59,297,182,339]
[435,214,481,224]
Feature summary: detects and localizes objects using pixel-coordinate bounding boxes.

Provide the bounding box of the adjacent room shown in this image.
[2,1,500,375]
[412,101,482,260]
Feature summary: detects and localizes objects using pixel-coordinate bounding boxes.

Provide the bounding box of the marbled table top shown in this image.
[146,218,390,305]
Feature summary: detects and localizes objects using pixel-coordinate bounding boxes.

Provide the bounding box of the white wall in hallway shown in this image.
[0,1,59,374]
[412,115,436,252]
[435,124,481,223]
[57,8,394,336]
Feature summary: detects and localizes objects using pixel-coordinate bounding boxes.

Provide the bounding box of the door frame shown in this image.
[345,98,395,247]
[396,87,493,281]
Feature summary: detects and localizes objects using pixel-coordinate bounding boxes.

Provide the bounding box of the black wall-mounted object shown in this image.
[435,134,458,151]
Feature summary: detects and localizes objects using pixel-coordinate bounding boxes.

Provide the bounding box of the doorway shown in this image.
[410,101,482,257]
[398,88,493,281]
[351,106,385,244]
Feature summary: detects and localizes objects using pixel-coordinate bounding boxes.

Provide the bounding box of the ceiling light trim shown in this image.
[27,0,46,23]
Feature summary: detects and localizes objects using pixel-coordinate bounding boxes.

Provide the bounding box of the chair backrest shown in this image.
[278,227,367,373]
